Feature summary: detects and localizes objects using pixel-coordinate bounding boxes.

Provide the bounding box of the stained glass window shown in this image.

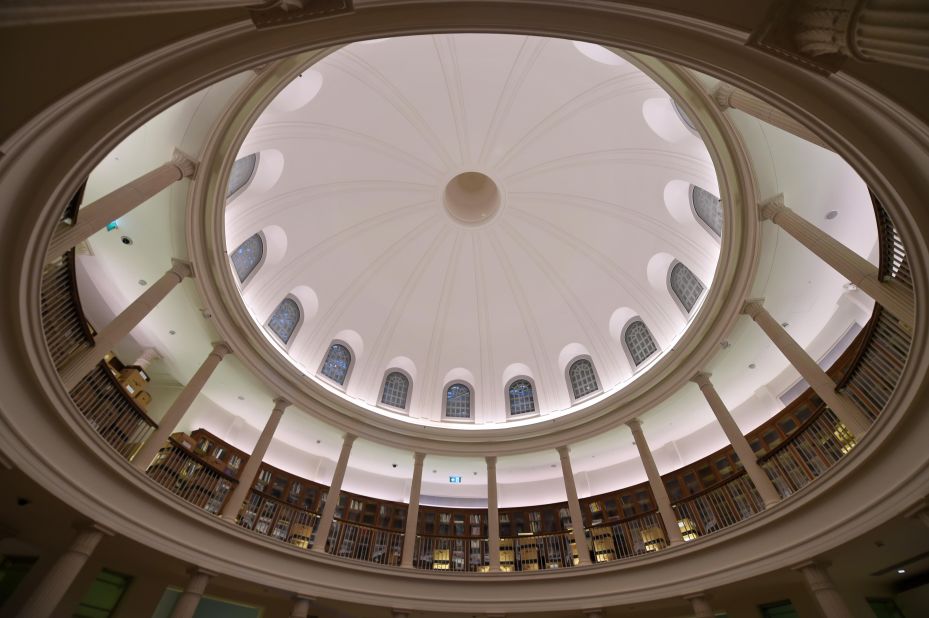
[669,262,705,313]
[445,383,471,418]
[267,297,300,344]
[508,379,536,415]
[227,153,258,199]
[691,185,723,237]
[230,233,263,283]
[381,371,410,409]
[568,359,599,400]
[321,343,352,385]
[624,319,659,366]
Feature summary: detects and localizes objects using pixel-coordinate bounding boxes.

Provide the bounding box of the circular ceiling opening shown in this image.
[443,171,502,226]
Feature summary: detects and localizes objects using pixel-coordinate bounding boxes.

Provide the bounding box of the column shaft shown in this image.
[627,420,684,545]
[169,568,213,618]
[743,301,871,437]
[556,446,591,565]
[794,562,854,618]
[133,343,230,471]
[311,433,357,552]
[220,397,290,519]
[685,593,715,618]
[692,373,781,507]
[486,456,501,571]
[61,259,192,390]
[290,595,314,618]
[48,151,196,258]
[761,196,914,328]
[400,452,426,567]
[714,85,830,149]
[18,524,110,617]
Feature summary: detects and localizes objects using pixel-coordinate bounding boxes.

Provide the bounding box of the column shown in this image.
[556,446,592,565]
[793,561,854,618]
[582,610,604,618]
[290,595,314,618]
[18,523,112,617]
[311,433,357,552]
[684,593,715,618]
[391,610,411,618]
[133,347,161,371]
[742,299,872,437]
[60,259,193,390]
[486,456,501,571]
[400,452,426,567]
[48,150,197,258]
[627,420,684,545]
[133,343,232,471]
[760,195,914,328]
[220,397,290,519]
[691,372,781,507]
[169,567,214,618]
[714,84,830,149]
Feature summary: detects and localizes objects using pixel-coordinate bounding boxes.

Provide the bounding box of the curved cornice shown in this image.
[186,48,761,455]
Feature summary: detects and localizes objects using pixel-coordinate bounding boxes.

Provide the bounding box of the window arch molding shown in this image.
[378,368,413,412]
[442,379,475,422]
[564,355,601,403]
[317,340,355,389]
[666,259,706,315]
[265,295,303,349]
[505,375,539,418]
[621,318,660,369]
[226,152,260,202]
[229,231,267,288]
[689,184,723,240]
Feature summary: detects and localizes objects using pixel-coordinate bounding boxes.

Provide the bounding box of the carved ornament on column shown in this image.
[171,148,199,179]
[759,194,788,222]
[250,0,354,30]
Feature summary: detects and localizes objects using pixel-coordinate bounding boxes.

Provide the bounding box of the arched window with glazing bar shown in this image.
[320,343,352,386]
[267,297,300,345]
[623,319,659,367]
[568,358,599,400]
[381,371,410,409]
[445,383,472,419]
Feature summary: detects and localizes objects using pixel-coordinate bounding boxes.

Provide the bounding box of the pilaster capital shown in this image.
[759,193,787,221]
[712,84,735,109]
[485,455,497,469]
[172,148,199,178]
[791,0,856,58]
[412,451,426,466]
[210,341,233,358]
[741,298,767,318]
[169,258,195,281]
[690,371,713,389]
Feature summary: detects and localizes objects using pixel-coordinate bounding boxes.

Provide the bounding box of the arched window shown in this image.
[320,343,352,385]
[624,319,659,367]
[230,233,263,283]
[508,379,536,416]
[669,262,706,314]
[568,358,599,400]
[671,99,698,133]
[381,371,410,409]
[227,153,258,199]
[445,383,471,419]
[267,297,300,344]
[691,185,723,237]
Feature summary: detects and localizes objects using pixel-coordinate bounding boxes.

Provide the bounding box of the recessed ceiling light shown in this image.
[138,279,147,286]
[120,235,133,245]
[720,340,731,349]
[825,210,839,220]
[237,395,245,401]
[748,363,756,369]
[168,330,176,335]
[781,322,789,327]
[432,469,437,474]
[315,439,321,444]
[897,568,906,574]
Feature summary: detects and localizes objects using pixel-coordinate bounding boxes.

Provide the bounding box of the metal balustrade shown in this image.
[412,536,489,571]
[69,361,157,459]
[41,251,94,369]
[145,442,237,514]
[588,511,667,562]
[504,531,577,570]
[237,491,320,549]
[672,473,764,540]
[325,519,404,565]
[874,197,914,290]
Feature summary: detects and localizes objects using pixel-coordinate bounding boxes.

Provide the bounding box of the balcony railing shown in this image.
[145,441,237,514]
[874,195,914,290]
[41,250,94,370]
[502,531,577,571]
[412,535,489,571]
[671,472,764,540]
[587,511,667,562]
[237,491,320,550]
[325,519,404,566]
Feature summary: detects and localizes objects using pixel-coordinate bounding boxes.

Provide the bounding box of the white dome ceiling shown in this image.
[224,34,720,426]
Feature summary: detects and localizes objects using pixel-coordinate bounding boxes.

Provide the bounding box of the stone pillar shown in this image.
[627,419,684,545]
[486,455,501,571]
[391,609,412,618]
[18,523,112,617]
[582,610,604,618]
[48,150,197,258]
[556,446,592,565]
[220,397,290,519]
[133,342,231,471]
[793,561,854,618]
[684,592,715,618]
[714,84,830,149]
[169,567,214,618]
[742,299,872,437]
[60,259,193,390]
[760,195,914,328]
[133,347,161,371]
[691,372,781,507]
[290,595,314,618]
[400,452,426,567]
[311,433,357,552]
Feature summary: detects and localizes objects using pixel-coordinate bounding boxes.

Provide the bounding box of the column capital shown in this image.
[582,609,604,618]
[759,193,787,221]
[683,591,709,601]
[391,610,412,618]
[413,451,426,465]
[626,417,643,433]
[74,521,115,539]
[792,559,831,572]
[556,445,570,458]
[272,396,292,413]
[210,342,233,358]
[293,594,316,603]
[169,258,195,281]
[712,84,735,109]
[690,371,713,388]
[485,455,497,468]
[742,298,767,318]
[342,432,357,446]
[172,148,199,178]
[186,565,218,578]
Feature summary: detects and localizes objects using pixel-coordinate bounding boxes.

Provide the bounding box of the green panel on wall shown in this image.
[152,588,262,618]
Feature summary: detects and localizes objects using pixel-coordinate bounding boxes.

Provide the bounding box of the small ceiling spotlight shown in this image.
[897,568,906,574]
[138,279,147,286]
[120,235,133,245]
[825,210,839,220]
[748,363,757,369]
[168,330,176,335]
[392,463,397,468]
[781,322,790,328]
[237,395,245,401]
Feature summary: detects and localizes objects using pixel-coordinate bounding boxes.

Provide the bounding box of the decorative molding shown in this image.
[250,0,353,30]
[172,148,199,179]
[759,194,787,222]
